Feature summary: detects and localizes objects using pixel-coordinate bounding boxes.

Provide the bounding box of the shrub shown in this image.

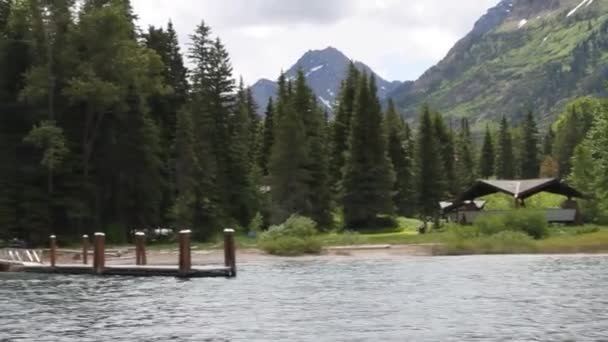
[258,215,321,256]
[248,212,264,234]
[473,210,548,239]
[503,210,548,239]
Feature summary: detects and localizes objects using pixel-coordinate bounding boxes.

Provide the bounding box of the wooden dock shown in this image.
[0,229,237,278]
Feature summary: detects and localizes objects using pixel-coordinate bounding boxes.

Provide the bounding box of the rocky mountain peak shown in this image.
[251,47,401,115]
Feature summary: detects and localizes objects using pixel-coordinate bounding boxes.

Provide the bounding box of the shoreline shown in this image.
[48,243,608,266]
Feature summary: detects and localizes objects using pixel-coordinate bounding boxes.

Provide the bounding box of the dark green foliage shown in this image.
[518,110,540,179]
[143,21,189,224]
[259,98,274,175]
[552,97,600,177]
[495,116,515,179]
[455,118,476,191]
[225,80,257,227]
[329,63,359,194]
[385,99,414,216]
[415,104,444,217]
[543,127,555,156]
[433,113,455,196]
[474,210,549,239]
[268,70,331,227]
[478,126,495,178]
[269,78,309,224]
[342,74,395,229]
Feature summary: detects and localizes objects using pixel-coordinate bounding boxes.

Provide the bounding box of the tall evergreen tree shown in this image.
[342,74,394,228]
[455,118,476,191]
[415,104,444,216]
[552,97,600,177]
[225,80,256,226]
[519,110,540,178]
[268,80,309,224]
[433,112,454,196]
[329,63,359,193]
[143,21,189,224]
[478,125,495,179]
[385,99,414,216]
[543,126,555,156]
[259,97,274,175]
[495,116,515,179]
[294,71,331,227]
[187,20,226,236]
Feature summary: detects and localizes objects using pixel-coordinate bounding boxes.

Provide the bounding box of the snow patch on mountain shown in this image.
[518,19,528,28]
[318,96,332,109]
[305,65,325,76]
[568,0,594,17]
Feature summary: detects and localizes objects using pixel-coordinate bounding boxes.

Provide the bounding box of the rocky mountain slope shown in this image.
[388,0,608,128]
[251,47,402,114]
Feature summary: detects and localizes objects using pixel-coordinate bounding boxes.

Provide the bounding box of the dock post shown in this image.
[82,235,89,265]
[135,232,147,265]
[93,232,106,274]
[49,235,57,267]
[178,230,191,276]
[224,228,236,277]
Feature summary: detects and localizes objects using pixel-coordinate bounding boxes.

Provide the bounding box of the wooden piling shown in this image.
[93,233,105,274]
[178,230,191,276]
[49,235,57,267]
[82,235,89,265]
[135,232,147,265]
[224,228,236,277]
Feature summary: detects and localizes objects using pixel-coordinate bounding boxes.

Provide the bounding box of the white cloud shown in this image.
[132,0,501,84]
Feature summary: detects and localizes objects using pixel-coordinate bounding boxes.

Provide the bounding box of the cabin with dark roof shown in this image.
[442,178,586,225]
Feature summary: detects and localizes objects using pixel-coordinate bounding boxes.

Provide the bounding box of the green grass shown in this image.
[537,226,608,253]
[105,218,608,257]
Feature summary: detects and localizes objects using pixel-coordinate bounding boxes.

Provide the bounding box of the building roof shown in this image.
[454,178,585,203]
[440,200,486,211]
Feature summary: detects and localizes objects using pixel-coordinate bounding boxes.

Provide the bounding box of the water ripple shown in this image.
[1,255,607,341]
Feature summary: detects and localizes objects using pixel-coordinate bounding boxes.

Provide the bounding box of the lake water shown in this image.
[1,255,607,341]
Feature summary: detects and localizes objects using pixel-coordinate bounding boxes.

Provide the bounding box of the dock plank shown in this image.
[10,263,233,278]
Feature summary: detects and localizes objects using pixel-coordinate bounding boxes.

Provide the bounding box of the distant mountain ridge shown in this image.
[387,0,608,127]
[250,47,402,115]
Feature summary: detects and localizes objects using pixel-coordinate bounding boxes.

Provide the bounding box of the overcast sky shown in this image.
[131,0,501,84]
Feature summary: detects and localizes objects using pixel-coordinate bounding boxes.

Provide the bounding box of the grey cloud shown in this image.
[197,0,356,27]
[132,0,499,83]
[365,0,501,33]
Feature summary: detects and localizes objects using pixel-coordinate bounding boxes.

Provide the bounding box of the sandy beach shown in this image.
[49,244,438,266]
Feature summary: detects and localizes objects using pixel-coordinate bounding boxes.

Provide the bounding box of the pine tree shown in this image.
[224,80,256,226]
[385,99,414,216]
[455,118,476,191]
[143,21,189,224]
[342,74,394,228]
[293,70,331,227]
[329,63,359,193]
[519,110,540,178]
[268,83,309,224]
[433,112,455,196]
[478,125,495,178]
[187,20,227,235]
[543,126,555,156]
[259,98,274,175]
[553,98,600,177]
[495,116,515,179]
[415,104,444,216]
[173,107,199,228]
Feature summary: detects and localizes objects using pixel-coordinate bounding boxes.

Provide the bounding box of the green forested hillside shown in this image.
[1,0,607,246]
[390,0,608,128]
